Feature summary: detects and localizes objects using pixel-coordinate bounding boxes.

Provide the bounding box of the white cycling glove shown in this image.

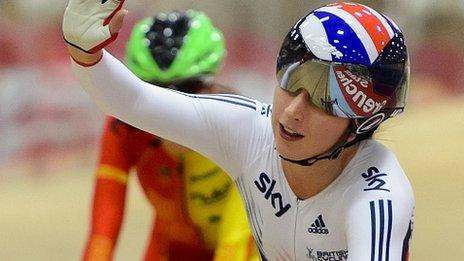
[63,0,125,53]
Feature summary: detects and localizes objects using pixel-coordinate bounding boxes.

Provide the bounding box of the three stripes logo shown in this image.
[308,214,329,234]
[370,199,393,261]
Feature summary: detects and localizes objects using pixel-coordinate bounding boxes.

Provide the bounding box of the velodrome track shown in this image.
[0,163,152,260]
[0,97,463,260]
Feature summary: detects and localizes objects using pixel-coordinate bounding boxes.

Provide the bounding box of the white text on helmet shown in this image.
[335,70,386,114]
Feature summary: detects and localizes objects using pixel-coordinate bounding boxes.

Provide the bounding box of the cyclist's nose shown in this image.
[284,90,310,121]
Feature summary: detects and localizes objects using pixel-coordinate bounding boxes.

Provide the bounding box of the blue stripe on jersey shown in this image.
[370,199,393,261]
[386,200,393,261]
[370,201,376,261]
[378,200,385,261]
[313,11,371,66]
[259,249,269,261]
[213,93,256,104]
[179,92,257,110]
[197,96,256,110]
[401,221,413,261]
[236,177,266,257]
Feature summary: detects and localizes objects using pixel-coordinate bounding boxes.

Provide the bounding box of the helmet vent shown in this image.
[146,11,191,70]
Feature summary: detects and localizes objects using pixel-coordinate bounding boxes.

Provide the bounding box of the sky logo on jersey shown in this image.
[362,166,390,192]
[308,214,329,234]
[254,172,291,217]
[260,104,272,117]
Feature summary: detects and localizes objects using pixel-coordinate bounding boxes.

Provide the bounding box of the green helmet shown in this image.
[125,10,226,85]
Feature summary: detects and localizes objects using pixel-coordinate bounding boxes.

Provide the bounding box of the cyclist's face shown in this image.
[271,87,350,161]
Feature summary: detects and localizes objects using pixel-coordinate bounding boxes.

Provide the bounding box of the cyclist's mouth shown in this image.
[279,123,304,141]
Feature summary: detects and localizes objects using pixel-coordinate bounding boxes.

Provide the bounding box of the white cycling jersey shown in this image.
[73,51,414,261]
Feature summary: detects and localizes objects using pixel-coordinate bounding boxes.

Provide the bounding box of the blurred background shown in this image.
[0,0,463,260]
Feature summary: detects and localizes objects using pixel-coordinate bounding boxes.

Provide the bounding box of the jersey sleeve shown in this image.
[344,180,414,261]
[72,51,266,178]
[83,117,132,261]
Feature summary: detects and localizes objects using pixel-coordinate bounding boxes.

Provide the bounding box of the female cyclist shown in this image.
[64,1,414,260]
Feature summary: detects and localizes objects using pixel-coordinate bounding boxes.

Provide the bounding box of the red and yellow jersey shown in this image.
[84,117,257,261]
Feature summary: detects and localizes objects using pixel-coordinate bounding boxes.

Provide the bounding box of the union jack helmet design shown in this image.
[277,2,409,134]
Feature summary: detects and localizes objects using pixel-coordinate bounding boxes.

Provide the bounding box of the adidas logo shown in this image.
[308,214,329,234]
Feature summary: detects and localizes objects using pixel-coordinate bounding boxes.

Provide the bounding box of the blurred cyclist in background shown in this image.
[82,10,257,261]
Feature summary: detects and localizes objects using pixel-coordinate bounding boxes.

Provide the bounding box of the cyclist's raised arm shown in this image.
[73,50,262,174]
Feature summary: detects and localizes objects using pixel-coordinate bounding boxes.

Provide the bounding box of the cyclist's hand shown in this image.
[63,0,127,54]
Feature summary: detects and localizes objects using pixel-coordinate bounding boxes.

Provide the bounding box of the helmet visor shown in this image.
[276,58,407,118]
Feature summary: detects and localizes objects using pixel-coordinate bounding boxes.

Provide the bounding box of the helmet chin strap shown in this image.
[279,142,350,167]
[278,122,356,167]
